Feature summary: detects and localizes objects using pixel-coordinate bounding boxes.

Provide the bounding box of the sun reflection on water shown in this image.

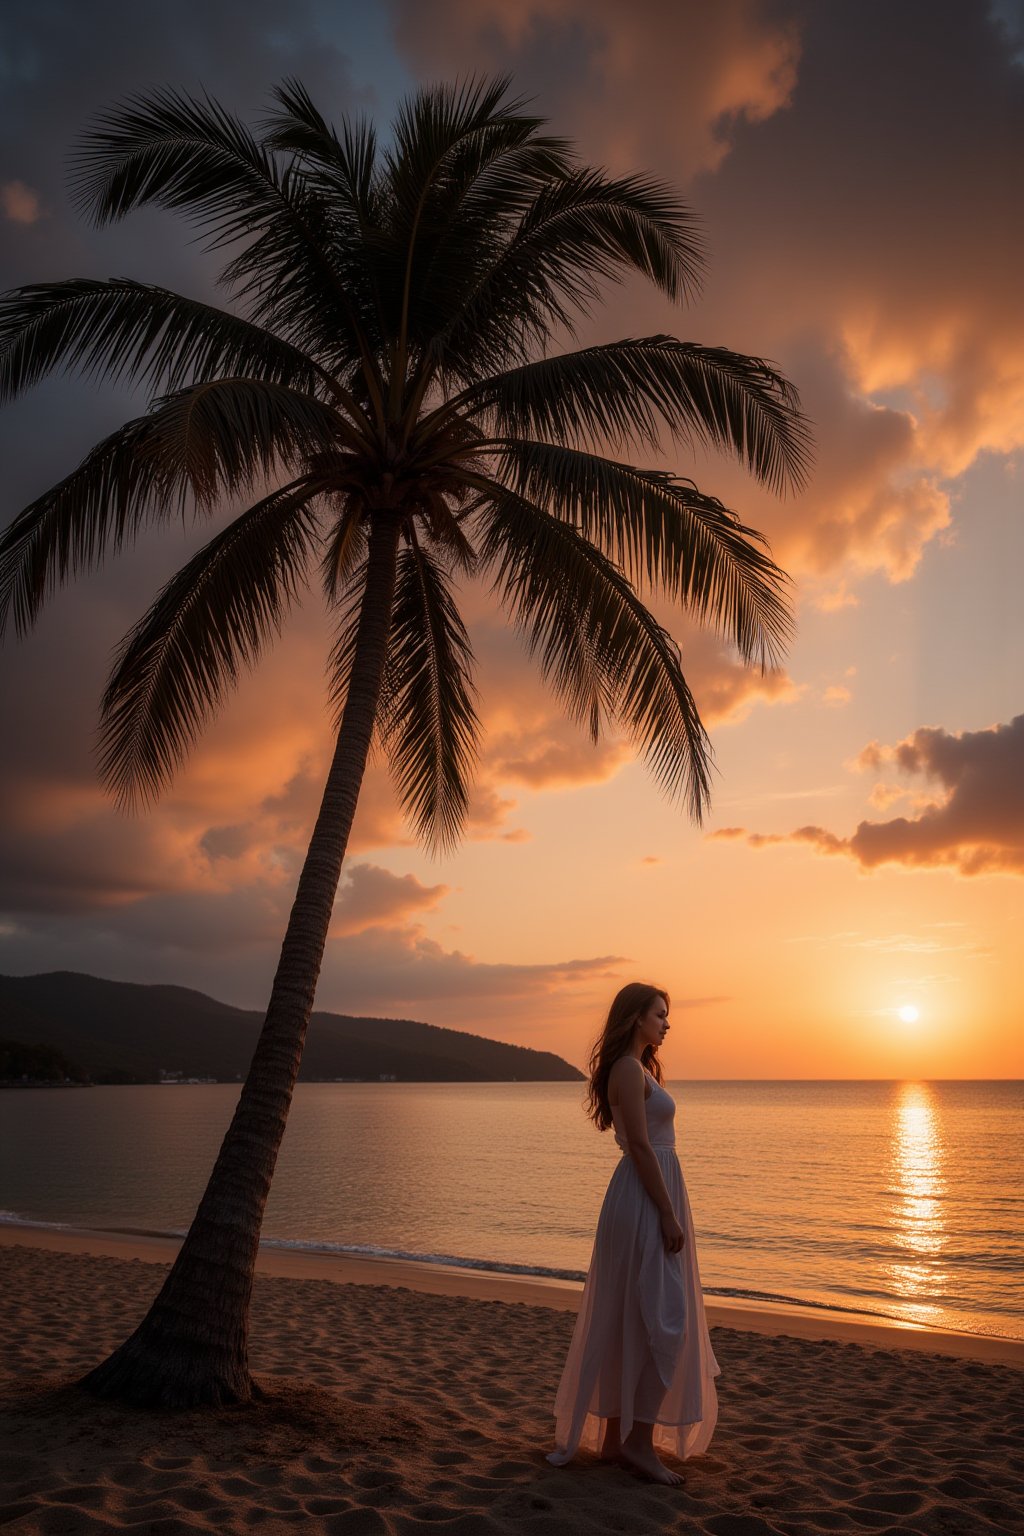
[885,1082,949,1325]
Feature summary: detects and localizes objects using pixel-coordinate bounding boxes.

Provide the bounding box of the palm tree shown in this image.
[0,78,810,1407]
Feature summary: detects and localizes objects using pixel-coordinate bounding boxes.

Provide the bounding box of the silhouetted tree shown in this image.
[0,78,810,1406]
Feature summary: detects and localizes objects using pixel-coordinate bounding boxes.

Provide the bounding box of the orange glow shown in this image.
[883,1083,949,1326]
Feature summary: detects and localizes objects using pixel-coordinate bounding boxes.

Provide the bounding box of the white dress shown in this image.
[547,1073,720,1464]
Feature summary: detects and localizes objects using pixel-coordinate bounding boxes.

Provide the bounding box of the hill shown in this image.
[0,971,583,1083]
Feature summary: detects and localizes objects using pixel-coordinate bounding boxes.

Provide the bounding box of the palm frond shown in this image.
[434,169,705,381]
[378,538,480,851]
[70,85,291,240]
[384,78,554,387]
[0,376,341,637]
[384,76,526,227]
[0,278,332,405]
[471,480,713,819]
[461,337,813,492]
[383,82,575,355]
[496,440,794,668]
[98,477,321,806]
[0,414,185,638]
[67,86,377,374]
[258,81,390,388]
[411,491,479,574]
[320,497,367,603]
[140,377,349,509]
[214,174,379,368]
[262,79,380,222]
[400,128,574,366]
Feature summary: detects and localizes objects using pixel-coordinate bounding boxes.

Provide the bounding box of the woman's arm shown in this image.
[609,1057,685,1253]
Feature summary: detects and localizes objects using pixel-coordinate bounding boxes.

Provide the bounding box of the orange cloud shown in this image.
[330,863,448,937]
[678,625,801,725]
[408,5,1022,596]
[867,783,906,811]
[688,11,1024,588]
[317,927,627,1019]
[1,179,42,223]
[489,729,633,791]
[465,613,800,811]
[697,346,954,586]
[391,0,801,179]
[7,591,796,917]
[853,741,886,773]
[711,824,848,855]
[713,715,1024,876]
[392,4,964,589]
[813,583,860,613]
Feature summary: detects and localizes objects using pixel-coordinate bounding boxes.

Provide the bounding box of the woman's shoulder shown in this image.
[608,1055,645,1086]
[608,1055,650,1110]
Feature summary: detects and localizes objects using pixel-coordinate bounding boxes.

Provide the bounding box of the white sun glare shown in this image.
[898,1004,921,1024]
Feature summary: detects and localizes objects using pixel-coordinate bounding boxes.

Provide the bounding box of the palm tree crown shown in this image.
[0,77,811,1407]
[1,76,808,843]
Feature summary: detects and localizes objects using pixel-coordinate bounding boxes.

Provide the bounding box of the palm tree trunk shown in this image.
[81,511,402,1408]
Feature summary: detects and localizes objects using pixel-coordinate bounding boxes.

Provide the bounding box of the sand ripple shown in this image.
[1,1245,1022,1535]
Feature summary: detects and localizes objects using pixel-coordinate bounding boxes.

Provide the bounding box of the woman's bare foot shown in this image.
[619,1439,684,1486]
[595,1419,620,1456]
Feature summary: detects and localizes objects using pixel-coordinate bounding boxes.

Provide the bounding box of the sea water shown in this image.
[1,1079,1020,1339]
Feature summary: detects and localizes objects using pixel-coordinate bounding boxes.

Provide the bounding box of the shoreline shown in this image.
[3,1217,1022,1367]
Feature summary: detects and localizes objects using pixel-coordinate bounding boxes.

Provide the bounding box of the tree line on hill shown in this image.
[0,1039,89,1084]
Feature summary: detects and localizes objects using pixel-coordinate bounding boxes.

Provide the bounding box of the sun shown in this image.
[897,1004,921,1024]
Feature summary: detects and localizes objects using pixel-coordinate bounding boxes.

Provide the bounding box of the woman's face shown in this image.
[634,994,669,1052]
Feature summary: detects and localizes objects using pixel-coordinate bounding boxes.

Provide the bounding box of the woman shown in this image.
[546,983,720,1484]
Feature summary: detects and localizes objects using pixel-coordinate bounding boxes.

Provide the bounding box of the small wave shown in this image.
[0,1210,75,1231]
[2,1214,1017,1338]
[702,1284,910,1324]
[0,1214,585,1280]
[258,1235,587,1283]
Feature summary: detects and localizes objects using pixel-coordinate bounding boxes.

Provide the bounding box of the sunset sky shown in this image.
[1,1,1022,1077]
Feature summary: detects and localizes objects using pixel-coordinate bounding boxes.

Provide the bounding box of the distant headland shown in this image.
[0,971,583,1085]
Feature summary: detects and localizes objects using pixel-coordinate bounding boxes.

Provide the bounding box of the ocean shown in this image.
[1,1079,1020,1340]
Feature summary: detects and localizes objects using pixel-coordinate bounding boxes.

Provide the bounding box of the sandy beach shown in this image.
[1,1229,1022,1536]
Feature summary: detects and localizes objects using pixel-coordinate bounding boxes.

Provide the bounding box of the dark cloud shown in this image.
[199,824,254,861]
[0,3,391,929]
[684,1,1024,578]
[0,3,368,212]
[389,0,801,181]
[391,0,1024,588]
[0,890,629,1033]
[712,715,1024,875]
[319,929,625,1010]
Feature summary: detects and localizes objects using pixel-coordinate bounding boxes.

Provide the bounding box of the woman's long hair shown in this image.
[585,982,669,1131]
